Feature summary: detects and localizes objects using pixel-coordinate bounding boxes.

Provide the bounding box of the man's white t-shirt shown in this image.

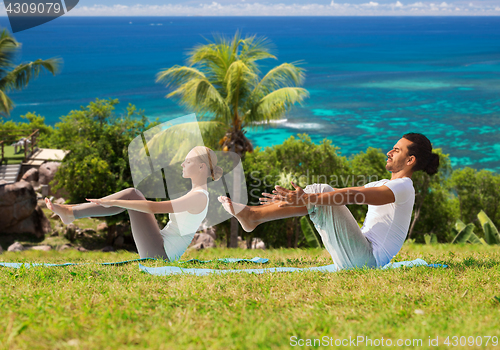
[361,178,415,267]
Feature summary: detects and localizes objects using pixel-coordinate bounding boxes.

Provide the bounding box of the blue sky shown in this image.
[1,0,500,16]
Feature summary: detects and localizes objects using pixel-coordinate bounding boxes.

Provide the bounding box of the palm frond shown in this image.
[0,30,20,76]
[224,60,258,109]
[166,78,231,124]
[239,35,276,64]
[245,87,309,126]
[0,57,62,92]
[156,65,206,87]
[0,89,14,116]
[252,62,306,97]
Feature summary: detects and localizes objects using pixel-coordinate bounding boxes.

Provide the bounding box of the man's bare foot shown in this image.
[45,197,75,225]
[218,196,257,232]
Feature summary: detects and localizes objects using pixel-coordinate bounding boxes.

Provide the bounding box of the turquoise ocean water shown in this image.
[2,16,500,171]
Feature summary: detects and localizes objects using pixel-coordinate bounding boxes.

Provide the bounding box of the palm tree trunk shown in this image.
[229,217,240,248]
[408,207,420,238]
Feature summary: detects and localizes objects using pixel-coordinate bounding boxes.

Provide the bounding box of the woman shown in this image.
[45,146,223,260]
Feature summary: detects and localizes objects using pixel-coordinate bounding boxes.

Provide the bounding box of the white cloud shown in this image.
[361,1,379,6]
[50,1,500,16]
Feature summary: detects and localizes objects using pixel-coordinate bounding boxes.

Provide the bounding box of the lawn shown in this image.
[0,244,499,350]
[2,145,25,164]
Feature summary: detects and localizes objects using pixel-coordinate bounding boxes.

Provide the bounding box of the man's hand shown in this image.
[260,182,309,207]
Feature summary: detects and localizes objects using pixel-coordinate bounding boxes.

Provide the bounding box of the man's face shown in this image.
[386,138,414,173]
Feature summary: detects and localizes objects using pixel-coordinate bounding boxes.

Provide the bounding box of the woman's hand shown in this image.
[86,198,115,208]
[260,182,309,208]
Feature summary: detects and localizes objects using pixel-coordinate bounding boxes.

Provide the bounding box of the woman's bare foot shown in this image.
[45,197,75,225]
[218,196,257,232]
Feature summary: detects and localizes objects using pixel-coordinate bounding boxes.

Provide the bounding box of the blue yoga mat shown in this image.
[0,257,269,269]
[139,258,448,276]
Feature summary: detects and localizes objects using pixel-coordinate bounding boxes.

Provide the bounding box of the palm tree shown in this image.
[156,32,309,247]
[0,29,62,117]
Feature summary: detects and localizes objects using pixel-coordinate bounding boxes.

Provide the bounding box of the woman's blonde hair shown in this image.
[191,146,223,181]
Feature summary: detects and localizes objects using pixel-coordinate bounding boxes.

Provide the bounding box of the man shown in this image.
[218,133,440,270]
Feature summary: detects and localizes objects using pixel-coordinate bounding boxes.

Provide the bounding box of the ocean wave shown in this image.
[250,119,288,125]
[250,119,323,130]
[283,122,323,130]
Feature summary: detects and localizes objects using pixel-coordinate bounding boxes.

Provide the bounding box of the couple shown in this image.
[46,133,439,270]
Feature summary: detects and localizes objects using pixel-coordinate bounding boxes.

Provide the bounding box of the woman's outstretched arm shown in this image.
[87,191,207,215]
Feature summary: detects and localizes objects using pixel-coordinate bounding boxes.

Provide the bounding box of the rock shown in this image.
[206,226,216,240]
[21,168,39,182]
[189,233,216,250]
[65,224,77,241]
[236,237,266,250]
[8,242,25,252]
[101,246,114,252]
[41,185,49,197]
[197,225,216,240]
[39,162,66,197]
[59,244,72,251]
[78,228,96,238]
[0,181,50,238]
[254,241,266,249]
[37,198,47,208]
[0,181,37,227]
[31,245,52,251]
[38,162,61,185]
[76,246,88,252]
[75,228,95,238]
[0,244,3,254]
[189,242,205,250]
[54,198,66,205]
[251,238,266,250]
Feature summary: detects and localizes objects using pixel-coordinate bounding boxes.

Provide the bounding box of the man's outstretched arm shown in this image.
[267,182,396,207]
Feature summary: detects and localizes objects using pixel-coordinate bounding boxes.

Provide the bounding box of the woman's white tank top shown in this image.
[160,189,209,236]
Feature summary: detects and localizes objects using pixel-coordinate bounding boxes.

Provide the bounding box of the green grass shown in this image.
[2,145,25,164]
[0,245,499,350]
